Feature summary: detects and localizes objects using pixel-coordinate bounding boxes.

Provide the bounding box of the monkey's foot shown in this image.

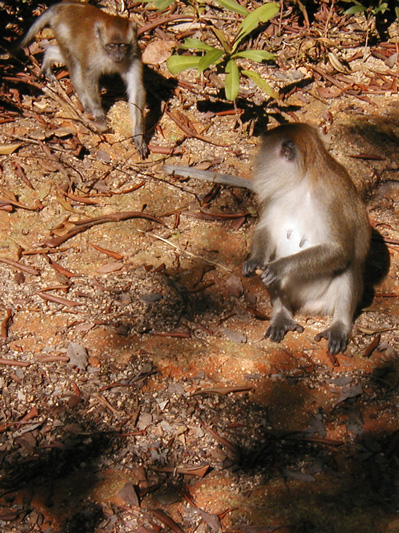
[90,119,110,133]
[314,322,349,355]
[242,259,265,278]
[134,136,149,159]
[266,316,304,343]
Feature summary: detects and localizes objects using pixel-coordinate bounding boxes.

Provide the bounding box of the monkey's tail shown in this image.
[15,6,56,50]
[162,165,254,191]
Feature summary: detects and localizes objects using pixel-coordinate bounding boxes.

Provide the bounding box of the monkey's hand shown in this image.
[260,262,281,288]
[314,322,348,355]
[242,259,265,278]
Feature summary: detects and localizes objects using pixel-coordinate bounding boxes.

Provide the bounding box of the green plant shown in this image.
[142,0,184,10]
[166,0,280,101]
[341,0,389,17]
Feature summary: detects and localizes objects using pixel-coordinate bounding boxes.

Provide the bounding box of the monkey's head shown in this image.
[95,18,138,63]
[104,42,130,63]
[261,123,324,177]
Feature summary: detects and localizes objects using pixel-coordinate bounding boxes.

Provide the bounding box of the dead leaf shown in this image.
[15,432,37,449]
[119,482,140,507]
[150,509,185,533]
[67,342,88,370]
[282,468,315,482]
[140,292,163,302]
[0,257,39,276]
[362,333,381,358]
[193,385,252,396]
[1,309,12,340]
[89,242,123,260]
[316,86,341,98]
[226,275,244,297]
[48,258,78,278]
[0,142,22,155]
[36,291,80,307]
[223,328,247,344]
[142,39,176,64]
[152,464,210,477]
[334,382,363,406]
[96,261,124,273]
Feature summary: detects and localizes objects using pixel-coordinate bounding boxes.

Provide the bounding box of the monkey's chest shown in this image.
[266,196,325,258]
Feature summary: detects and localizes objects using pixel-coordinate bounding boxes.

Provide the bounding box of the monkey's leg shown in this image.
[122,60,149,158]
[314,268,360,355]
[41,45,64,80]
[68,64,106,123]
[266,289,304,343]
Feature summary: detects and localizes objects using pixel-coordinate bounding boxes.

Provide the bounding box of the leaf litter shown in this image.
[0,0,399,532]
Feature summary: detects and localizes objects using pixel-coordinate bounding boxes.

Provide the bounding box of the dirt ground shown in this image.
[1,1,399,532]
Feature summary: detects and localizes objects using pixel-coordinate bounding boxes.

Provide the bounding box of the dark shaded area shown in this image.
[0,0,398,532]
[361,227,391,309]
[0,420,112,532]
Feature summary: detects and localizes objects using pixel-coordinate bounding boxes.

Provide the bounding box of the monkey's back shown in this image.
[46,3,136,73]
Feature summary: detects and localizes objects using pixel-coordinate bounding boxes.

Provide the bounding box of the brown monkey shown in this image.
[164,123,371,355]
[16,2,148,158]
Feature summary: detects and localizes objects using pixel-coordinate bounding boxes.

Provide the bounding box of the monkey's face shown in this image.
[105,43,130,63]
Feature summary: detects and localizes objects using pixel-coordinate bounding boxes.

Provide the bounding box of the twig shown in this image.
[42,210,164,248]
[0,257,39,275]
[137,229,232,272]
[0,359,31,367]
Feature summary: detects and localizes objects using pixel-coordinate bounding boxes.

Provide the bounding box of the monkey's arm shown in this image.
[163,165,255,191]
[242,224,275,277]
[261,243,350,287]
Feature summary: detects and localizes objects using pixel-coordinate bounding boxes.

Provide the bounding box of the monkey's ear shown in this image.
[280,139,296,161]
[127,21,137,40]
[94,21,105,40]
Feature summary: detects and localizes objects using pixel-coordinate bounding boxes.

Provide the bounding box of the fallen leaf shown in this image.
[223,328,247,343]
[282,468,315,482]
[67,342,88,370]
[142,39,176,64]
[0,142,22,155]
[96,261,124,273]
[193,385,252,396]
[334,382,363,406]
[226,275,244,297]
[36,291,80,307]
[119,482,140,507]
[89,242,123,259]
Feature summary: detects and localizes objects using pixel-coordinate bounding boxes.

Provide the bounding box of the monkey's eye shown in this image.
[281,139,296,161]
[106,44,118,51]
[119,44,129,52]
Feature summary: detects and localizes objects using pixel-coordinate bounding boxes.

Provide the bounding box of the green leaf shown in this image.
[166,55,201,74]
[225,59,240,100]
[145,0,175,10]
[180,38,215,51]
[373,3,389,15]
[212,27,231,54]
[214,0,248,16]
[198,48,224,72]
[344,5,366,14]
[234,2,279,50]
[234,49,276,62]
[241,69,279,99]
